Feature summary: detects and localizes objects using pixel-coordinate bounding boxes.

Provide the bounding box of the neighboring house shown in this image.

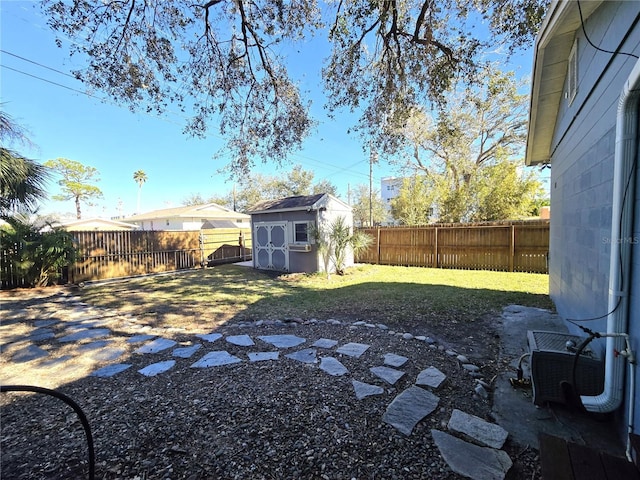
[122,203,251,231]
[526,0,639,450]
[56,218,139,231]
[247,193,354,274]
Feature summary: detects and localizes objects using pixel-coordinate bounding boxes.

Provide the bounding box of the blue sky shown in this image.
[1,1,544,219]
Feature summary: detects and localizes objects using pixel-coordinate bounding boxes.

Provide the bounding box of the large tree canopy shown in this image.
[42,0,548,175]
[387,66,542,223]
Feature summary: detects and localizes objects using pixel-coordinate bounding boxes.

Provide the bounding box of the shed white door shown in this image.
[254,222,288,271]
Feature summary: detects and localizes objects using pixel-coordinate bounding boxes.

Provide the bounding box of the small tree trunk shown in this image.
[75,196,82,219]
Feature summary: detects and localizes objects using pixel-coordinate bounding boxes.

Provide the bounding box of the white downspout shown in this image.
[580,58,640,417]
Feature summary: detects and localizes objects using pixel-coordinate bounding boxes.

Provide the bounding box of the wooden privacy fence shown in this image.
[70,228,252,283]
[356,220,549,274]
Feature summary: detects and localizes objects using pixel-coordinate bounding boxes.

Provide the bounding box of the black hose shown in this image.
[568,334,597,413]
[1,385,95,480]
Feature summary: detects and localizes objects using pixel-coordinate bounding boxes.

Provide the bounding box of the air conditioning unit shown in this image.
[527,330,604,406]
[288,243,312,252]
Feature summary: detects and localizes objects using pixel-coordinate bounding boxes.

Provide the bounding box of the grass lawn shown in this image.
[78,264,553,331]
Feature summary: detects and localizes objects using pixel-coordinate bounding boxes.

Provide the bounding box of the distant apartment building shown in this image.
[380,176,404,225]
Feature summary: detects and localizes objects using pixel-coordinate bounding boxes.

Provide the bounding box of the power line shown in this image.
[1,52,377,183]
[1,49,78,79]
[1,64,95,97]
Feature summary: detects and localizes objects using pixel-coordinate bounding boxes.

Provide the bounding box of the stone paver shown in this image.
[127,334,156,343]
[77,340,112,351]
[285,348,318,364]
[11,344,49,362]
[226,334,255,346]
[135,338,177,354]
[258,334,306,348]
[139,360,176,377]
[370,366,405,385]
[336,342,370,358]
[196,333,223,343]
[92,363,132,377]
[173,344,202,358]
[89,347,126,362]
[352,380,384,400]
[42,354,73,366]
[319,357,349,376]
[448,409,509,449]
[312,338,339,349]
[431,429,513,480]
[191,351,242,368]
[416,366,447,389]
[58,328,111,343]
[382,386,439,435]
[28,328,56,341]
[248,351,280,362]
[33,320,58,328]
[383,353,408,367]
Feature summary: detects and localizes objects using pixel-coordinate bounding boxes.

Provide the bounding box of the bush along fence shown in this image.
[355,220,549,274]
[1,228,252,289]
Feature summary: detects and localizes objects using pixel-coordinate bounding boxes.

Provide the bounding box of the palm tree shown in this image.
[0,110,49,215]
[133,170,147,213]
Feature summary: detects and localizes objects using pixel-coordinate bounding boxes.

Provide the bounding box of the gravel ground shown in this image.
[0,289,541,479]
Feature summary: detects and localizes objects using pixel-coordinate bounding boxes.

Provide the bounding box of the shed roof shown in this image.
[248,193,330,214]
[525,0,603,166]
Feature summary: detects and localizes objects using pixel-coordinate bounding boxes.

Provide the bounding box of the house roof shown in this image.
[57,217,139,231]
[525,0,603,166]
[122,203,250,222]
[248,193,350,214]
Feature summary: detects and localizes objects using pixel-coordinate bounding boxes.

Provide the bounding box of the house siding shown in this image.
[548,0,640,439]
[549,1,640,329]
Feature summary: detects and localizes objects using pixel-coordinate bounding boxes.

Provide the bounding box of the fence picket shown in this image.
[356,220,549,274]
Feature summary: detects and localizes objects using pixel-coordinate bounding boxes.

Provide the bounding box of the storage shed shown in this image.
[247,193,354,273]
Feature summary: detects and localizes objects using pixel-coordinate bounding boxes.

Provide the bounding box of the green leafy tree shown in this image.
[133,169,148,212]
[312,179,339,197]
[182,193,209,207]
[44,158,103,219]
[0,110,49,215]
[42,0,547,175]
[473,160,542,221]
[1,214,76,287]
[180,166,337,211]
[390,175,437,225]
[312,216,372,278]
[384,66,539,222]
[236,165,338,212]
[350,184,386,227]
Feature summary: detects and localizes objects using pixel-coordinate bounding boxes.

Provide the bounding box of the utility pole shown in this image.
[232,183,237,212]
[369,147,378,226]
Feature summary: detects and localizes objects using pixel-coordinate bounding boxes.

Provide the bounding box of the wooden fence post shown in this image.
[433,227,439,268]
[509,225,515,272]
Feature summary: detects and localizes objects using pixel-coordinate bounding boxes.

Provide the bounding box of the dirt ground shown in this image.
[1,285,541,479]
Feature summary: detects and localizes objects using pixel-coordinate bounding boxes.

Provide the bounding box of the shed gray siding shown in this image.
[549,1,640,331]
[251,210,319,273]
